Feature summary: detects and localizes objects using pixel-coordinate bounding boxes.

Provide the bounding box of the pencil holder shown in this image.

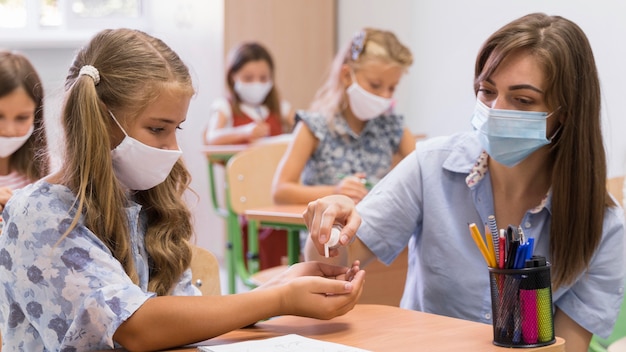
[488,263,555,348]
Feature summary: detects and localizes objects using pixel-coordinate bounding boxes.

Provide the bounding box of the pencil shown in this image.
[485,224,497,268]
[469,223,494,267]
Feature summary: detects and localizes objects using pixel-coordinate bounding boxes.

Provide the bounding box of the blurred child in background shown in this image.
[272,28,416,205]
[0,50,50,211]
[204,42,294,145]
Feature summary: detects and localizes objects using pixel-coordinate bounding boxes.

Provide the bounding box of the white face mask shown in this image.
[346,78,392,121]
[109,112,182,191]
[234,80,273,106]
[0,125,34,158]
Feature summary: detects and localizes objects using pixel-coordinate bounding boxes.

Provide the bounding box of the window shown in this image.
[0,0,148,48]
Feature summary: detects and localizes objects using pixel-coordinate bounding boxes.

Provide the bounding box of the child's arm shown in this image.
[204,109,270,145]
[272,123,368,205]
[391,127,417,168]
[113,262,365,351]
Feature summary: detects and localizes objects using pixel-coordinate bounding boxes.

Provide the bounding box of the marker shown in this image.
[337,174,374,190]
[520,271,538,344]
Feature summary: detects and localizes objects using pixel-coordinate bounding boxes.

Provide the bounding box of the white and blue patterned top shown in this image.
[297,111,404,187]
[356,131,625,339]
[0,180,199,351]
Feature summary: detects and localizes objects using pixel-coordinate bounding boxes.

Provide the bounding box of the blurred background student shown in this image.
[203,42,296,270]
[203,41,295,145]
[0,50,50,211]
[272,28,416,206]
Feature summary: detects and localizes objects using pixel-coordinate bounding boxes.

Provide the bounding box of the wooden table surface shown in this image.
[167,304,564,352]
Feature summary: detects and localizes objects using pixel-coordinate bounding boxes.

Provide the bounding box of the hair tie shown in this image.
[79,65,100,85]
[351,30,366,61]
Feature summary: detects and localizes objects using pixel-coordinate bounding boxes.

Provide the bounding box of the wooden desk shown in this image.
[202,144,249,218]
[169,304,565,351]
[245,204,307,265]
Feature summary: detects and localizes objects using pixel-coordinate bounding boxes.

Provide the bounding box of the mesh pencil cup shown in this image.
[488,259,555,348]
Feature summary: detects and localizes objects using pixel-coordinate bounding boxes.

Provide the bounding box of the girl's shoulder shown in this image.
[295,110,329,138]
[9,180,74,215]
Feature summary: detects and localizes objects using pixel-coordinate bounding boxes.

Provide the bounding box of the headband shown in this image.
[79,65,100,85]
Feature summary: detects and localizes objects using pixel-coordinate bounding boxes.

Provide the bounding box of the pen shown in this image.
[498,230,506,269]
[505,240,519,269]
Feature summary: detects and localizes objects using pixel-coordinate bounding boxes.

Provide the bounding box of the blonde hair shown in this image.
[309,28,413,119]
[61,28,195,296]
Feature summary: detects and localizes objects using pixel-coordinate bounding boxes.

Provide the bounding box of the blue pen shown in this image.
[525,238,535,261]
[514,243,527,269]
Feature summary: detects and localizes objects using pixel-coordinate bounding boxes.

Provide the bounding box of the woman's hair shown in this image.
[474,13,607,288]
[61,28,195,296]
[309,28,413,120]
[225,42,281,116]
[0,50,49,181]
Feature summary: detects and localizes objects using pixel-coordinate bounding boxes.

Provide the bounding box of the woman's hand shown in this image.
[258,261,365,319]
[303,195,361,258]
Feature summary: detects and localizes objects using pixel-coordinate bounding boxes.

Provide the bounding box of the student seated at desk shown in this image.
[303,13,625,352]
[204,42,294,269]
[203,41,294,145]
[272,28,416,206]
[0,50,50,210]
[0,28,365,352]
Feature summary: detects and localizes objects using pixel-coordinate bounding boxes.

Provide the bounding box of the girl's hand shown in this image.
[303,195,361,257]
[334,172,369,204]
[261,261,365,319]
[246,122,271,142]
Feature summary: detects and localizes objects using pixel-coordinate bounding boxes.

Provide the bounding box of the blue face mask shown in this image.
[471,99,559,167]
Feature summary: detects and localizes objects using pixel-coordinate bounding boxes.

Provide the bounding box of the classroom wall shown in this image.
[339,0,626,177]
[4,0,626,265]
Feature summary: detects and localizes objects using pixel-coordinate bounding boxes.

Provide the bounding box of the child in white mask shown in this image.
[204,42,296,270]
[272,28,416,206]
[0,51,50,212]
[0,28,365,352]
[204,42,294,145]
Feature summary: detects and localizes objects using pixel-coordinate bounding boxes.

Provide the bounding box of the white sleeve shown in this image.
[280,100,292,118]
[205,98,235,142]
[210,97,234,128]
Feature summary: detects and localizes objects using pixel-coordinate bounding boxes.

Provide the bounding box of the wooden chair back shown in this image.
[226,140,289,215]
[190,245,221,296]
[607,176,625,206]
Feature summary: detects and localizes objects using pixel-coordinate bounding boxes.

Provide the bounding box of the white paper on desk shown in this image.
[198,334,371,352]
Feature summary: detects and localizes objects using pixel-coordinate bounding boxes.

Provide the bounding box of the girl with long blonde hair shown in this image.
[0,28,364,351]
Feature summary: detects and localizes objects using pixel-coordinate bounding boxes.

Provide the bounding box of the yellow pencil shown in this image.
[468,223,494,267]
[484,224,497,268]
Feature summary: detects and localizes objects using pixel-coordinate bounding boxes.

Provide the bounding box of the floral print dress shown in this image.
[0,181,199,351]
[298,110,405,187]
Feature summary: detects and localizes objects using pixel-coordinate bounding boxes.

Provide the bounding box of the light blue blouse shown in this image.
[356,131,625,338]
[0,181,199,351]
[297,110,404,187]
